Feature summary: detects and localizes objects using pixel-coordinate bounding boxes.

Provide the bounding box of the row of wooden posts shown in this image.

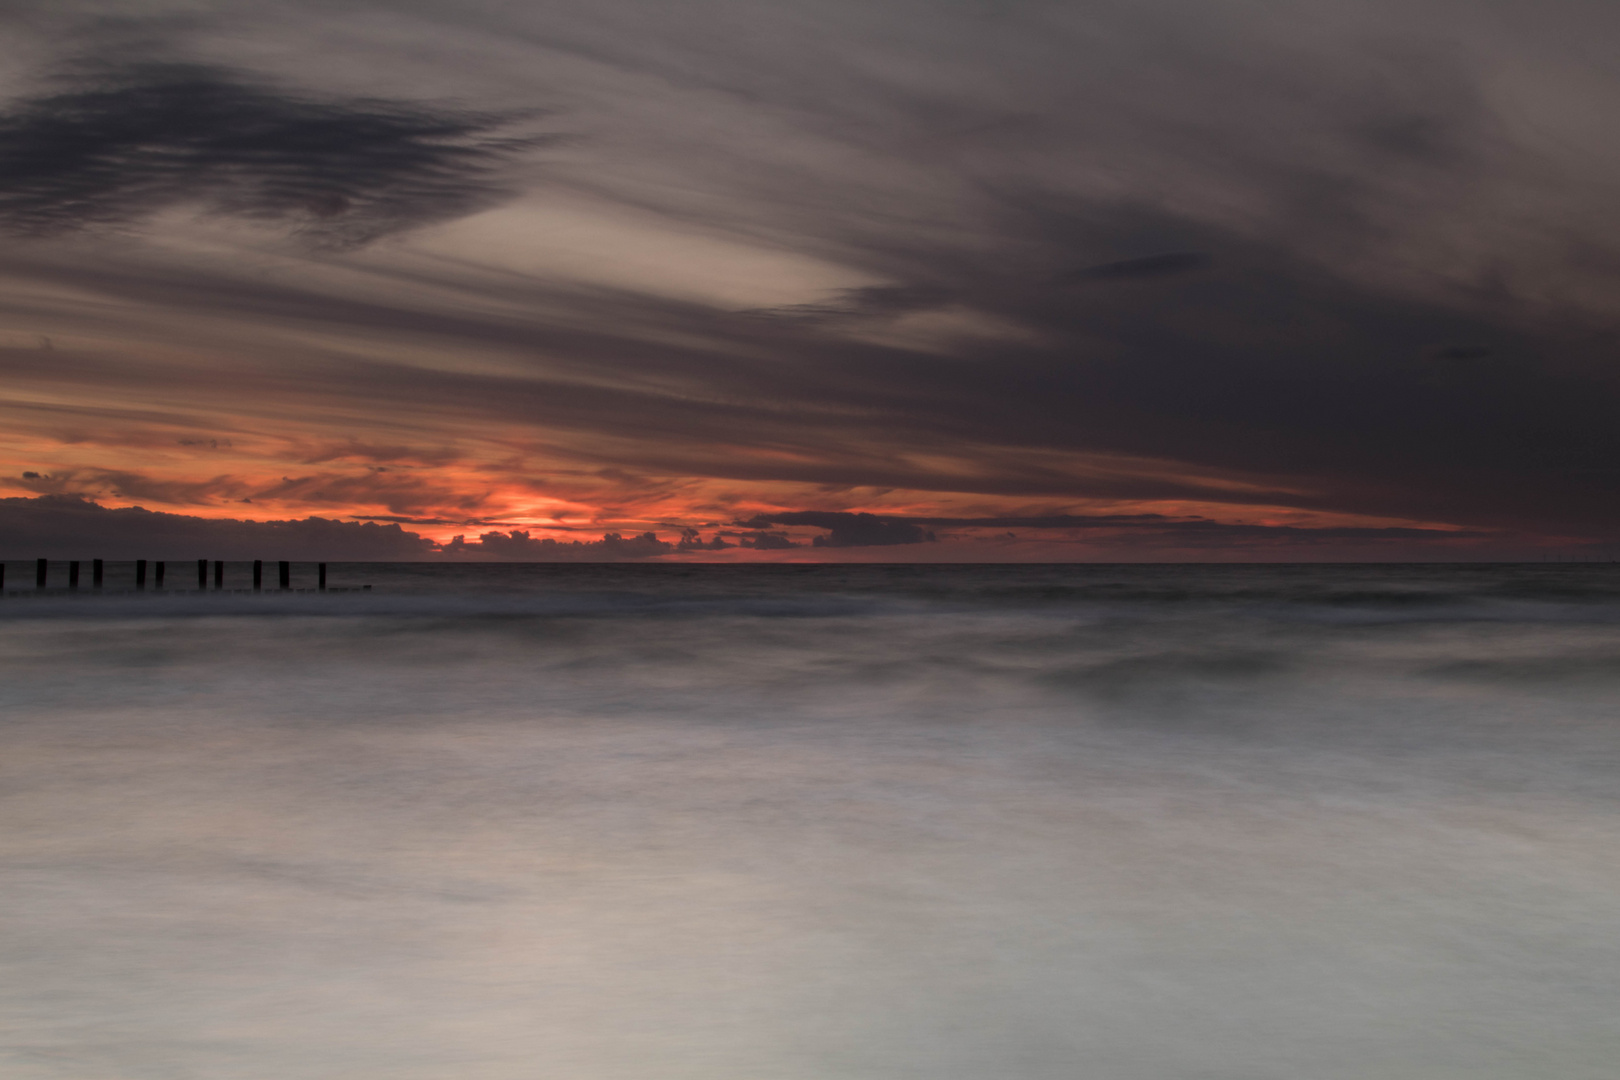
[5,559,332,591]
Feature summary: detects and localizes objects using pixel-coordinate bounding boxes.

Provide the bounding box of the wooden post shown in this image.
[93,559,104,587]
[36,558,47,588]
[0,563,5,591]
[214,560,223,589]
[318,563,327,590]
[279,561,290,590]
[155,561,165,588]
[136,560,146,590]
[252,560,262,591]
[69,561,79,588]
[197,559,207,589]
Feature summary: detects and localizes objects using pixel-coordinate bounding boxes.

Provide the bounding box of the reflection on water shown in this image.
[3,564,1619,1079]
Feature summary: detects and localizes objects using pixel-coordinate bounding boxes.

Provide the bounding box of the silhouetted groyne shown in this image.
[3,560,370,595]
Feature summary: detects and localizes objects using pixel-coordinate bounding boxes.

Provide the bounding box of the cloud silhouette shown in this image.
[0,497,685,561]
[441,529,673,560]
[0,495,434,560]
[0,497,1512,561]
[0,63,549,245]
[742,510,1486,549]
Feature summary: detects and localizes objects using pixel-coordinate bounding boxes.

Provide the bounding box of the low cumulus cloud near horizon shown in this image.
[0,495,1565,563]
[0,495,684,562]
[1,1,1619,553]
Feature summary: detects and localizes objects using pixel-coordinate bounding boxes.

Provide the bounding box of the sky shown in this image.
[2,0,1619,560]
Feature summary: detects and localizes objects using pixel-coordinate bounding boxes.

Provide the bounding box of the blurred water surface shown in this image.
[3,563,1619,1079]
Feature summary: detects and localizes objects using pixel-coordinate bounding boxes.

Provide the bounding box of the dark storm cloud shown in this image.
[0,63,547,245]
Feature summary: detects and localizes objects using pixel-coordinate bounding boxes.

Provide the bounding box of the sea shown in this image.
[2,562,1618,1079]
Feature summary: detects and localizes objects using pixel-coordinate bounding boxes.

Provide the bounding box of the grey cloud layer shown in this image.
[2,1,1619,542]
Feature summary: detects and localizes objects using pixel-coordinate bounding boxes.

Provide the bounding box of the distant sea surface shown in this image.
[3,563,1619,1079]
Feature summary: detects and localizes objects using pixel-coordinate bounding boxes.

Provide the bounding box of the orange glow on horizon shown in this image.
[0,375,1493,558]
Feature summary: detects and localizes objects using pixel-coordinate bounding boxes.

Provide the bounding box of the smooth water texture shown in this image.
[3,564,1619,1079]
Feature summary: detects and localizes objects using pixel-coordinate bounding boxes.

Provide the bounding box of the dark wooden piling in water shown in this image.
[0,563,5,590]
[11,556,348,594]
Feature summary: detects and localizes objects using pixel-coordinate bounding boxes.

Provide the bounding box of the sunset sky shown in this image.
[3,0,1619,560]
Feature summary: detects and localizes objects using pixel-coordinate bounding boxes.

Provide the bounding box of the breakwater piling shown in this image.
[5,560,367,595]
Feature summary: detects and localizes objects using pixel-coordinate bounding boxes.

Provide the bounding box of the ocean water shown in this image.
[2,563,1619,1079]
